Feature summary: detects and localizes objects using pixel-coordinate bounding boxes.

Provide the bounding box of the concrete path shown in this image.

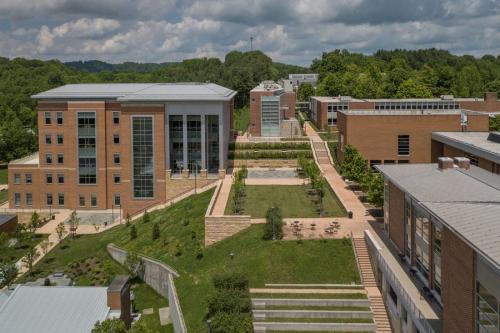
[211,173,234,216]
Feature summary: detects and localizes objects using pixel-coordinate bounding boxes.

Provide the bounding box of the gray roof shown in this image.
[0,214,16,226]
[0,285,109,333]
[432,132,500,164]
[376,163,500,269]
[32,83,237,101]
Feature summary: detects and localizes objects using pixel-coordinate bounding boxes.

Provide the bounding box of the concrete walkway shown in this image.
[211,173,234,215]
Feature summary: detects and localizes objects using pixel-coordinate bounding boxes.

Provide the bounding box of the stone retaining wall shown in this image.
[107,244,187,333]
[229,159,298,168]
[205,215,252,246]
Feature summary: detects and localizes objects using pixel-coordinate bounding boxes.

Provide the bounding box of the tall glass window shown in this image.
[414,206,430,281]
[169,115,184,173]
[132,116,154,199]
[187,115,201,174]
[476,282,499,333]
[433,221,442,295]
[206,115,219,173]
[404,198,412,259]
[261,96,280,137]
[78,112,97,184]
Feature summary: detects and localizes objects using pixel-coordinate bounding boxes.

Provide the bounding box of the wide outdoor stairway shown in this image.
[251,284,378,332]
[312,142,331,164]
[352,238,392,333]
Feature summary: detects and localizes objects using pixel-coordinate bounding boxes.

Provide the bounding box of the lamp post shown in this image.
[194,162,197,194]
[271,206,276,241]
[206,319,212,333]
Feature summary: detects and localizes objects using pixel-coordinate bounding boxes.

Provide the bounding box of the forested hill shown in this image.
[64,60,176,73]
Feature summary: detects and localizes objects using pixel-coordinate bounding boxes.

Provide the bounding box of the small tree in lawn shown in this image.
[55,222,66,241]
[22,246,39,277]
[152,223,160,240]
[313,176,326,217]
[367,173,385,208]
[68,211,80,239]
[40,239,52,255]
[27,212,40,239]
[142,210,150,224]
[130,225,137,240]
[0,263,18,289]
[263,206,283,240]
[125,251,145,280]
[92,318,127,333]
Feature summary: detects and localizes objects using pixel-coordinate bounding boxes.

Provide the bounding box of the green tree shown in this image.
[454,65,484,97]
[142,210,150,223]
[152,223,160,240]
[22,246,39,277]
[124,251,144,279]
[55,222,66,241]
[0,263,18,288]
[396,78,433,98]
[367,173,385,208]
[340,145,369,183]
[27,212,40,237]
[91,318,127,333]
[68,210,80,239]
[297,82,314,101]
[263,206,283,240]
[128,321,153,333]
[130,225,137,240]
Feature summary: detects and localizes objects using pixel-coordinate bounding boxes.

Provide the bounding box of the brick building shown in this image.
[249,81,300,137]
[336,109,490,165]
[371,159,500,333]
[310,92,500,130]
[8,83,236,216]
[432,131,500,174]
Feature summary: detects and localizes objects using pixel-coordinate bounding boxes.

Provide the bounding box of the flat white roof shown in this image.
[432,132,500,164]
[32,83,237,102]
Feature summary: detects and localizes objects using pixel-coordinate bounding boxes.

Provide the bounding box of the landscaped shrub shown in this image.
[230,142,310,150]
[229,150,312,160]
[232,167,247,215]
[124,252,144,279]
[142,210,150,223]
[152,223,160,240]
[210,312,253,333]
[130,225,137,240]
[213,272,249,291]
[263,206,283,240]
[207,288,252,316]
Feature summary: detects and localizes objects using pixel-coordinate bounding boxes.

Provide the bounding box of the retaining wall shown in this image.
[229,159,298,168]
[107,244,187,333]
[205,215,252,246]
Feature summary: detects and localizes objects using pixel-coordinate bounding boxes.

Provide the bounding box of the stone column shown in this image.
[165,112,170,170]
[200,114,206,175]
[182,114,188,178]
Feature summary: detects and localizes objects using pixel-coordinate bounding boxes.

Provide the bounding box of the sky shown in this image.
[0,0,499,66]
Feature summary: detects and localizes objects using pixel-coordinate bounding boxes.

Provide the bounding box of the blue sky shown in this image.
[0,0,499,66]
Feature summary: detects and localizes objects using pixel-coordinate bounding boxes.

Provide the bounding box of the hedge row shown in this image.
[229,142,311,150]
[228,150,313,160]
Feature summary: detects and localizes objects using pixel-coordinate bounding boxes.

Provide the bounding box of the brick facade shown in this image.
[441,227,476,333]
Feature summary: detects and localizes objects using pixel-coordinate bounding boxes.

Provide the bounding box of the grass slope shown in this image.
[26,189,359,333]
[0,165,7,184]
[0,189,8,204]
[1,233,48,265]
[234,106,250,133]
[225,185,347,218]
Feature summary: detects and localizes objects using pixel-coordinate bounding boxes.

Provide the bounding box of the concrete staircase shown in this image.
[312,142,331,164]
[352,237,392,333]
[251,286,377,332]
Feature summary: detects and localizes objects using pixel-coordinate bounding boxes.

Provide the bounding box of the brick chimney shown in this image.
[453,157,470,170]
[107,275,132,328]
[484,92,498,102]
[438,157,454,170]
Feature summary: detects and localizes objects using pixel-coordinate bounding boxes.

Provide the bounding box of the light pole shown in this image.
[194,162,197,194]
[271,206,276,241]
[206,319,212,333]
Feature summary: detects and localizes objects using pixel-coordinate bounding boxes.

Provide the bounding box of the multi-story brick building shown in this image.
[336,109,490,165]
[371,159,500,333]
[432,131,500,174]
[249,81,300,137]
[310,92,500,130]
[8,83,236,216]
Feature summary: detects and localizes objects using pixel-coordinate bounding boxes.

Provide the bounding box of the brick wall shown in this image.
[388,182,405,253]
[249,90,273,136]
[442,227,476,333]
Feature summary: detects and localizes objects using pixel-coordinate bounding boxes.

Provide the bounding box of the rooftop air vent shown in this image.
[440,95,454,100]
[438,157,454,170]
[487,132,500,143]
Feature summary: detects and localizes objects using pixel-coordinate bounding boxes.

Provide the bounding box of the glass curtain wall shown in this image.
[187,115,201,173]
[169,115,183,173]
[206,115,219,173]
[132,116,154,199]
[77,112,97,184]
[261,96,280,137]
[404,198,412,259]
[433,221,442,295]
[414,206,431,281]
[476,282,499,333]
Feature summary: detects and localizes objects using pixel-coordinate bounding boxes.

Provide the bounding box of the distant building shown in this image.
[249,81,300,137]
[336,109,490,166]
[0,214,17,233]
[0,276,131,333]
[374,160,500,333]
[289,73,319,87]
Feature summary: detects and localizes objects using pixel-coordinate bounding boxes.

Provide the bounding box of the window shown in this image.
[414,206,430,281]
[465,153,479,167]
[57,134,64,145]
[44,112,51,125]
[46,173,53,184]
[476,282,499,333]
[14,173,21,184]
[384,160,395,164]
[404,199,412,259]
[389,285,398,306]
[187,115,201,173]
[25,173,32,184]
[56,112,63,125]
[205,115,219,173]
[26,193,32,206]
[398,135,410,156]
[14,193,21,207]
[113,173,121,184]
[57,173,64,184]
[132,116,154,198]
[114,194,121,206]
[433,222,442,295]
[113,111,120,124]
[113,153,121,164]
[46,153,53,164]
[261,96,280,137]
[398,160,409,164]
[78,112,97,184]
[57,154,64,164]
[45,134,52,145]
[113,134,120,144]
[58,193,64,206]
[370,160,381,169]
[79,194,85,207]
[169,115,184,173]
[46,193,53,206]
[91,193,97,207]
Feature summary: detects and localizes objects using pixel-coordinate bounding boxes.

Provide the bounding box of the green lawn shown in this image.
[0,233,48,265]
[224,185,347,218]
[234,106,250,133]
[133,282,174,333]
[0,165,7,184]
[0,189,8,204]
[26,189,359,333]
